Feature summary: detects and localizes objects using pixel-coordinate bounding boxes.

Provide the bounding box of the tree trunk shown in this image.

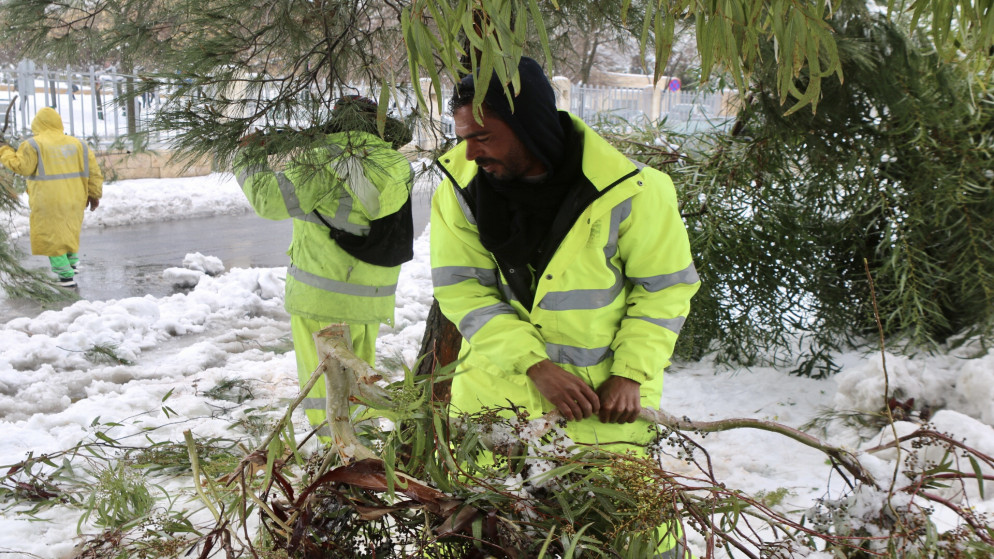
[580,36,600,84]
[126,75,137,138]
[414,298,461,402]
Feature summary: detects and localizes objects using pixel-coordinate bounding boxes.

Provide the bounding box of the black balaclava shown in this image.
[458,57,566,175]
[455,58,592,308]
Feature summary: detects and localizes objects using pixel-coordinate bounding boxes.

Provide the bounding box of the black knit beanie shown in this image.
[457,57,566,175]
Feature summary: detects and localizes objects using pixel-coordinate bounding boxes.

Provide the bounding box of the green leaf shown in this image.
[264,435,282,489]
[95,431,118,445]
[536,526,557,558]
[653,8,674,83]
[377,79,390,138]
[563,522,594,558]
[969,455,986,499]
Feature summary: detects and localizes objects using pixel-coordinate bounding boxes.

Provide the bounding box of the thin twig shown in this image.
[1,95,18,139]
[639,407,876,486]
[919,491,994,545]
[864,259,900,476]
[864,428,994,466]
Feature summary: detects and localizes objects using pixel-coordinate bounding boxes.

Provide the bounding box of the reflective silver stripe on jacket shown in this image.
[276,171,303,215]
[234,162,266,186]
[459,301,518,340]
[27,138,90,181]
[537,198,632,311]
[629,263,700,292]
[535,193,690,336]
[454,188,477,225]
[303,397,326,411]
[432,266,498,288]
[497,277,518,302]
[82,144,91,176]
[324,144,345,160]
[546,342,613,367]
[288,264,396,297]
[654,541,689,559]
[236,165,369,235]
[302,398,325,411]
[299,195,369,235]
[628,315,687,335]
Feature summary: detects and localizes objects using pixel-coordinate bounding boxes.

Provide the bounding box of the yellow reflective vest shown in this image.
[0,107,103,256]
[431,114,700,448]
[235,131,413,325]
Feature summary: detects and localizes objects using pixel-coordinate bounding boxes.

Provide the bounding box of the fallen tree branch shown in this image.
[306,321,878,488]
[863,428,994,467]
[638,407,876,486]
[313,324,392,464]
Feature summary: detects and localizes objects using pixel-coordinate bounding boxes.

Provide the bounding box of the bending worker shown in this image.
[0,107,102,288]
[235,96,414,440]
[430,57,700,555]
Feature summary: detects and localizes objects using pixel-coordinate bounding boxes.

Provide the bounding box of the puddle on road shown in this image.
[2,195,430,324]
[1,213,292,323]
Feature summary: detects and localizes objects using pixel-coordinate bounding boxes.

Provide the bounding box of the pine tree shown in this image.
[613,2,994,369]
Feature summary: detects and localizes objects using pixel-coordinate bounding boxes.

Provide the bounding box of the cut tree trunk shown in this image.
[414,298,462,402]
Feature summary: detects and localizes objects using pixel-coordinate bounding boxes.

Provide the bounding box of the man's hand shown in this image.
[527,360,600,421]
[596,376,642,424]
[87,197,99,211]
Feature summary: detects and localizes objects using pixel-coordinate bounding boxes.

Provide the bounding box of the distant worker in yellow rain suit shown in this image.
[0,107,103,288]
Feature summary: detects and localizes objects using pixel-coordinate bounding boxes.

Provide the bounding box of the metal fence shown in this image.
[1,61,735,150]
[570,83,732,133]
[409,81,734,148]
[0,60,171,148]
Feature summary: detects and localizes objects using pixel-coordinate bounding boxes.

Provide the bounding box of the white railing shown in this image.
[570,83,733,133]
[1,62,736,151]
[0,61,177,149]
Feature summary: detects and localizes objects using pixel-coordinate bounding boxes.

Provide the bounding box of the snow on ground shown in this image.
[2,172,253,241]
[1,174,993,558]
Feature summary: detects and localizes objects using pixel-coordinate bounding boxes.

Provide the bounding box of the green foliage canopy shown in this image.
[615,6,994,368]
[4,0,994,123]
[402,0,994,116]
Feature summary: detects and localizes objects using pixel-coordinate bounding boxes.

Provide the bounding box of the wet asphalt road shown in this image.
[1,197,431,322]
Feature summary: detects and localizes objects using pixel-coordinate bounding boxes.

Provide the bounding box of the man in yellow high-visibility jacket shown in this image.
[430,57,700,556]
[235,97,414,440]
[0,107,103,288]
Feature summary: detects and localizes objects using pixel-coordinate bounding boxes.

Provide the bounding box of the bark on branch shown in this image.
[313,324,392,464]
[310,321,877,487]
[637,408,876,486]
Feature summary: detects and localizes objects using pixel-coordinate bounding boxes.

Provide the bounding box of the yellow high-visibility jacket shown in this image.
[431,114,700,448]
[234,130,413,325]
[0,107,103,256]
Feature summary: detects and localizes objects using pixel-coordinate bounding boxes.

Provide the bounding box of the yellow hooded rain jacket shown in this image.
[0,107,103,256]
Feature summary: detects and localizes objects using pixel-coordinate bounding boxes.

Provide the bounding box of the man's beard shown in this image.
[477,158,524,182]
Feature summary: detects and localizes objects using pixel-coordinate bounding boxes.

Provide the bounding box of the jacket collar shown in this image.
[436,113,639,193]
